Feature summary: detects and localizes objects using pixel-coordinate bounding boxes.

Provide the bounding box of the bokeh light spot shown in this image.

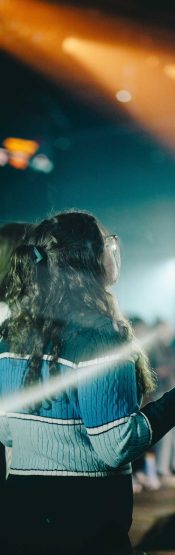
[116,90,132,103]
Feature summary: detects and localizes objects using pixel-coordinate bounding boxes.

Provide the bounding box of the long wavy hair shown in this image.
[0,222,35,300]
[0,210,155,394]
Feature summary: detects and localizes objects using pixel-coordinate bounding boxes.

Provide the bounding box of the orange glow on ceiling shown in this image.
[62,37,175,151]
[0,0,175,152]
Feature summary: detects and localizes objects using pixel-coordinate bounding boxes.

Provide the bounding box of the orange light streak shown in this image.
[0,1,175,152]
[62,37,175,152]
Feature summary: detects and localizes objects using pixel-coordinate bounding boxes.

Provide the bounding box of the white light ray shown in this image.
[0,325,166,414]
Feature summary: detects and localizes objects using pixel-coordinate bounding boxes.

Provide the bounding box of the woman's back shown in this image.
[0,314,134,479]
[1,314,135,554]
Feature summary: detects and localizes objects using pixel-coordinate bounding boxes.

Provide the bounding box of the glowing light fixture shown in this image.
[0,148,8,166]
[62,37,79,53]
[3,137,39,156]
[116,90,132,103]
[0,138,53,172]
[2,137,39,170]
[8,151,29,170]
[30,154,54,173]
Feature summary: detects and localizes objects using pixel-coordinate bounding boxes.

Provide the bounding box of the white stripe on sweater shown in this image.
[0,351,135,368]
[86,414,137,435]
[7,412,82,425]
[9,466,132,477]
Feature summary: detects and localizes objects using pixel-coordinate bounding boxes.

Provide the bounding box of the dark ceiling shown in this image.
[37,0,175,27]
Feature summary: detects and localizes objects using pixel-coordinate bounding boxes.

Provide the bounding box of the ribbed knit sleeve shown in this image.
[65,321,152,468]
